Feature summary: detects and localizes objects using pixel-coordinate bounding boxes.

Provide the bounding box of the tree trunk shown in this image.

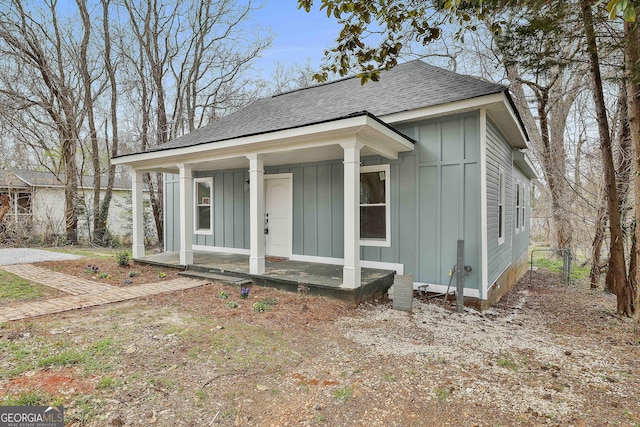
[580,0,631,315]
[124,0,168,245]
[76,0,103,244]
[63,136,78,244]
[503,63,574,249]
[0,194,10,224]
[95,0,119,246]
[624,19,640,322]
[589,198,607,289]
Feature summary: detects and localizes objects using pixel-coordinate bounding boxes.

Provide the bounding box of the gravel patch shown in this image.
[337,290,627,419]
[0,248,83,266]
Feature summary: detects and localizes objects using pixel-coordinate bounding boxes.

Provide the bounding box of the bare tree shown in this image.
[580,0,632,315]
[94,0,121,245]
[76,0,105,244]
[0,0,82,243]
[121,0,271,244]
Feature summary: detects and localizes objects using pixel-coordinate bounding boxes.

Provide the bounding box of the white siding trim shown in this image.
[112,114,413,169]
[480,109,489,299]
[289,253,404,274]
[382,93,503,124]
[163,173,167,253]
[193,244,251,255]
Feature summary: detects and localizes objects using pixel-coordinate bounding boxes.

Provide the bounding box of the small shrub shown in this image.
[115,250,132,267]
[253,301,270,312]
[97,272,111,279]
[226,301,239,308]
[127,271,140,278]
[122,279,133,285]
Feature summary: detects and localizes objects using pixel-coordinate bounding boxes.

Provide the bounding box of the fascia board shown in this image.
[501,91,529,146]
[380,93,505,124]
[112,114,413,169]
[111,115,373,166]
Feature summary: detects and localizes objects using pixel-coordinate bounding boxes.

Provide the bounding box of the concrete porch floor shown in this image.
[137,251,396,304]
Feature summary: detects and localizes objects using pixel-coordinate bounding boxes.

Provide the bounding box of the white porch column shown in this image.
[178,164,194,266]
[131,169,145,259]
[340,139,363,288]
[247,154,265,274]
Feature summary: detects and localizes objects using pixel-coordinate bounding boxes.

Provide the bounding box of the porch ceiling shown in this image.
[112,112,415,173]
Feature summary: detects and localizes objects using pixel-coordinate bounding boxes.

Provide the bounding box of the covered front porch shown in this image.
[113,111,414,293]
[137,250,395,303]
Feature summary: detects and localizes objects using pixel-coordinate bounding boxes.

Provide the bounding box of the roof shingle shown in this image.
[149,60,506,152]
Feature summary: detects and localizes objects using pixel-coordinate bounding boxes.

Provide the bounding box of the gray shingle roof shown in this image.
[148,60,507,153]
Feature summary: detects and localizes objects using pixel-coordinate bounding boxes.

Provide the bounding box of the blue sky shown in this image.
[52,0,341,79]
[250,1,341,77]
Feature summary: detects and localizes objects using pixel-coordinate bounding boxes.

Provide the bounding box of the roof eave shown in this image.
[381,91,529,150]
[112,112,415,170]
[513,150,539,180]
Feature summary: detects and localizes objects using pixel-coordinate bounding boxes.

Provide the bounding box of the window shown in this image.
[515,181,526,233]
[360,164,390,247]
[194,177,213,234]
[515,181,521,232]
[521,184,526,230]
[498,167,505,245]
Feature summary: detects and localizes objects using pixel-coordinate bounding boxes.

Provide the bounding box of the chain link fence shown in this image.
[529,248,573,286]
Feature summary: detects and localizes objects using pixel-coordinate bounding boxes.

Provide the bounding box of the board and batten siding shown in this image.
[164,171,250,252]
[396,113,481,291]
[265,162,344,257]
[164,112,483,292]
[485,119,514,286]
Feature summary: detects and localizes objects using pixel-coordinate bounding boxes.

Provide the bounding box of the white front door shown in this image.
[265,174,292,257]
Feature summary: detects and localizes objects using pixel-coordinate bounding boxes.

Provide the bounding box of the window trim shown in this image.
[194,177,213,235]
[497,166,505,245]
[521,183,527,231]
[515,180,521,234]
[359,164,391,247]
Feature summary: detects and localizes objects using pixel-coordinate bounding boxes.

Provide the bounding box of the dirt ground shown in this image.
[39,258,184,287]
[0,262,639,427]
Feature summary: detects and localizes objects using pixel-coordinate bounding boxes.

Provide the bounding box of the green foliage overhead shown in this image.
[297,0,445,83]
[606,0,639,22]
[298,0,638,83]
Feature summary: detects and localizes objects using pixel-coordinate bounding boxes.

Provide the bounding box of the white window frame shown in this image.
[497,167,505,245]
[521,183,527,231]
[194,177,213,235]
[515,180,521,234]
[360,164,391,247]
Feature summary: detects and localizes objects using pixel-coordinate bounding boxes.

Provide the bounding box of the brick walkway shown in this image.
[0,264,210,323]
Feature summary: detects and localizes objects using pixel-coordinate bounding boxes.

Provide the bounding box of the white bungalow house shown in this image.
[0,169,148,242]
[112,61,537,306]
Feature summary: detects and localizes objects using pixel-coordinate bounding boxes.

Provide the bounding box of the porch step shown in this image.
[178,271,252,286]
